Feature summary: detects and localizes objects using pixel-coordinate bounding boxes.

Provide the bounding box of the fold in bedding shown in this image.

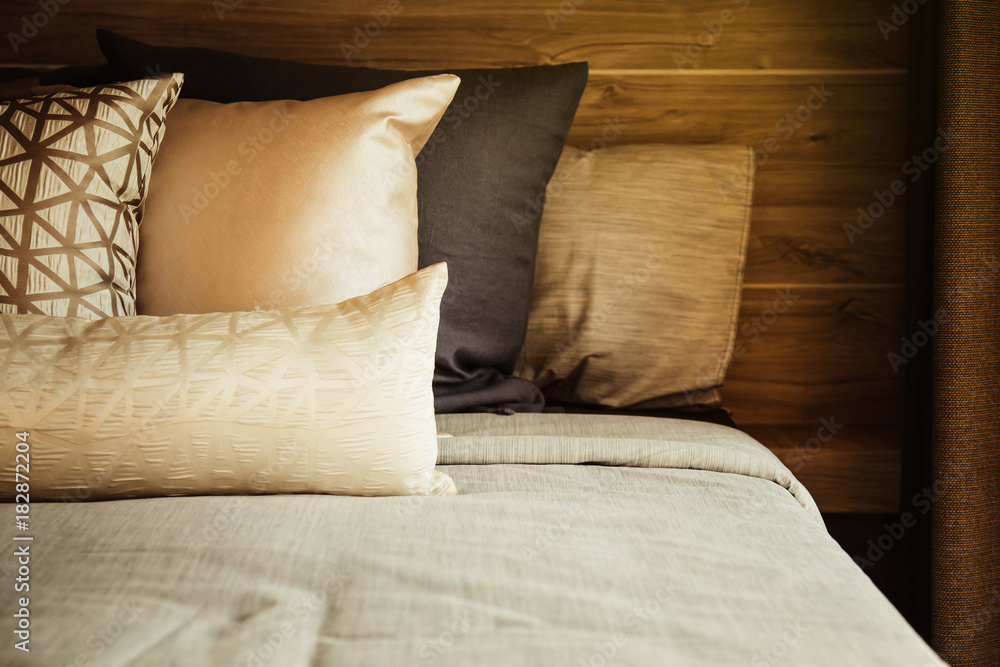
[437,413,821,523]
[0,414,944,667]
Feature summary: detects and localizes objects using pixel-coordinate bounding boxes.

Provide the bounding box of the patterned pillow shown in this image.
[0,264,454,500]
[0,74,183,318]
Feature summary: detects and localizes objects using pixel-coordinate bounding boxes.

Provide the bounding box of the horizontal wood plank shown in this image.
[723,286,906,424]
[0,0,912,451]
[745,205,905,285]
[753,164,913,208]
[566,72,907,166]
[743,424,902,512]
[0,0,907,70]
[746,163,910,284]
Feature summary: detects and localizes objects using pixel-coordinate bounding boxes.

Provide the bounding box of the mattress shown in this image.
[0,414,944,666]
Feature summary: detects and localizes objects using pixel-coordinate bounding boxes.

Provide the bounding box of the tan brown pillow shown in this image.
[0,74,183,318]
[136,75,459,316]
[515,144,755,409]
[0,264,454,501]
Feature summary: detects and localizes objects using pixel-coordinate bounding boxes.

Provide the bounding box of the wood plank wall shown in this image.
[0,0,909,428]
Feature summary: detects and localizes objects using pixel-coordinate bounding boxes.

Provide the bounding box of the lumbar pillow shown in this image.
[516,145,756,409]
[0,264,454,500]
[0,74,183,318]
[135,74,459,316]
[97,29,589,413]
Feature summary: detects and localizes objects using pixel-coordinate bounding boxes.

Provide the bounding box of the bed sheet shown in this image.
[0,414,943,666]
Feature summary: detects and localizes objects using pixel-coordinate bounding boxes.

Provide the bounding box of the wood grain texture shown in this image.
[567,71,906,166]
[0,0,911,509]
[745,205,905,285]
[745,163,909,284]
[0,0,906,70]
[724,286,906,425]
[743,424,902,513]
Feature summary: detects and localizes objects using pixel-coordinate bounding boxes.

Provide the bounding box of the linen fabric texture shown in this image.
[0,413,945,666]
[516,145,755,409]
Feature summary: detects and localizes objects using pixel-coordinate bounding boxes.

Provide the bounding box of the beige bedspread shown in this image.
[0,414,944,666]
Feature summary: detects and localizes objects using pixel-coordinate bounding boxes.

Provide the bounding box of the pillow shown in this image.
[97,29,589,414]
[136,74,459,316]
[0,77,39,101]
[0,74,182,318]
[0,64,117,101]
[515,145,756,410]
[0,263,455,501]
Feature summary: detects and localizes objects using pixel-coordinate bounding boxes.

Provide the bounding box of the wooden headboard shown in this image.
[0,0,910,512]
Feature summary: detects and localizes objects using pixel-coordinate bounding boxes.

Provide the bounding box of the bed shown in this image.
[0,2,941,666]
[1,414,942,665]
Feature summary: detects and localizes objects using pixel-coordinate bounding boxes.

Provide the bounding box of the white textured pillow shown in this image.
[0,264,454,500]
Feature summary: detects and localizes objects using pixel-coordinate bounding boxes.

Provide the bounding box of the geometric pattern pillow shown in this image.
[0,74,183,318]
[0,263,455,501]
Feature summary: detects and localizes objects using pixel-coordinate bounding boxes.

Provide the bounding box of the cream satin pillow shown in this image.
[0,74,182,318]
[516,145,755,409]
[0,264,455,500]
[136,75,459,315]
